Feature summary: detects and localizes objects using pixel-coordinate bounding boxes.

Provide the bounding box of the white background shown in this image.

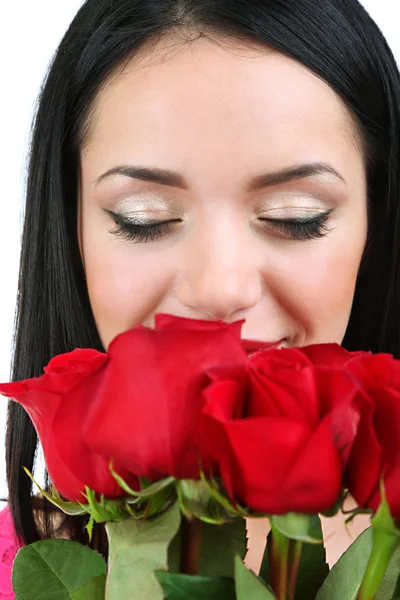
[0,0,399,499]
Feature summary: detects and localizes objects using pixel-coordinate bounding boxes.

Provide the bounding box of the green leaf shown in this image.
[194,517,247,576]
[234,555,276,599]
[294,515,329,599]
[71,574,106,599]
[168,517,247,577]
[315,528,372,600]
[155,571,236,599]
[392,570,400,598]
[375,545,400,600]
[105,501,181,600]
[271,513,323,544]
[356,482,400,600]
[12,539,106,600]
[315,527,400,600]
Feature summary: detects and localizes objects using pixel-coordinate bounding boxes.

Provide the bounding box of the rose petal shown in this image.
[83,323,247,480]
[277,414,342,513]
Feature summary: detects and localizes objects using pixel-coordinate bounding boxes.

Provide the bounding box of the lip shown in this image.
[241,339,283,354]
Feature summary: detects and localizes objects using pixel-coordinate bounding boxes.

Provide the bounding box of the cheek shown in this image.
[271,236,364,344]
[83,240,173,348]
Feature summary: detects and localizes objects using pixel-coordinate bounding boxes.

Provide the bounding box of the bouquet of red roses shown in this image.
[0,315,399,599]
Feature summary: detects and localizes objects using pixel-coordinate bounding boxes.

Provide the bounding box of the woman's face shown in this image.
[78,35,368,351]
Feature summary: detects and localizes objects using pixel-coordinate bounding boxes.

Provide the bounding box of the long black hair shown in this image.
[7,0,400,551]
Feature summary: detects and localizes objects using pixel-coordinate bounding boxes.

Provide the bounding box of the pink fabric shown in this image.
[0,506,22,599]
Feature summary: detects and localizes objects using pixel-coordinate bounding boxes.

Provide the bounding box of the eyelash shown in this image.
[106,210,332,244]
[262,212,332,241]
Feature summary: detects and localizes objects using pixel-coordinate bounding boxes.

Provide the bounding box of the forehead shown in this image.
[81,35,363,187]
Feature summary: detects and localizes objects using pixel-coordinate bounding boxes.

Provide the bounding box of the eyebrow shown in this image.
[94,162,346,191]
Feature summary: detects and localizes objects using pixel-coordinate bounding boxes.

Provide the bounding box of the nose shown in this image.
[174,233,263,321]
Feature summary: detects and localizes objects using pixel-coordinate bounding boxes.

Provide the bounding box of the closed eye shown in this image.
[105,209,333,244]
[105,209,180,243]
[259,210,333,241]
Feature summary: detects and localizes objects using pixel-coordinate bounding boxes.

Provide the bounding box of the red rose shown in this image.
[334,354,400,521]
[0,349,136,502]
[82,315,247,481]
[0,316,247,501]
[201,344,365,514]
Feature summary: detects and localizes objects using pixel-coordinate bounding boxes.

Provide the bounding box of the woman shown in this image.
[1,0,399,595]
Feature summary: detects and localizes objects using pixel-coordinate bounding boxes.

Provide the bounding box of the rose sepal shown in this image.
[337,489,374,525]
[24,466,142,542]
[109,464,178,522]
[80,486,173,537]
[82,469,178,539]
[177,479,241,525]
[81,487,135,540]
[109,461,176,499]
[198,470,256,519]
[23,467,88,516]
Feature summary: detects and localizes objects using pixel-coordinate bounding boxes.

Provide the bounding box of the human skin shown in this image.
[77,34,369,566]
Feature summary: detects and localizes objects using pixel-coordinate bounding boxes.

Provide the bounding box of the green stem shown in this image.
[287,540,303,600]
[357,527,399,600]
[180,515,203,575]
[269,523,290,600]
